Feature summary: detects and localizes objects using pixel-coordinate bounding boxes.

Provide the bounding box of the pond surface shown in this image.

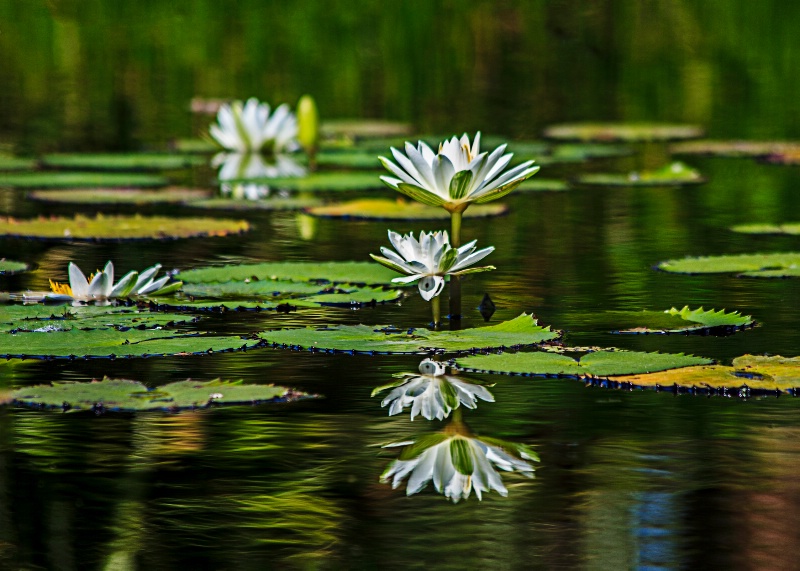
[2,3,800,570]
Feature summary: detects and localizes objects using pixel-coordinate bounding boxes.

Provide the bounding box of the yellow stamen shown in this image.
[49,279,73,296]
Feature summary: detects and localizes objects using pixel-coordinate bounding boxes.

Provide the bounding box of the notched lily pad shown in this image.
[454,349,711,377]
[657,252,800,278]
[543,122,704,142]
[305,198,507,220]
[575,162,704,187]
[612,306,755,335]
[669,140,800,158]
[731,223,800,236]
[41,153,205,171]
[606,355,800,396]
[28,187,212,205]
[0,214,249,241]
[180,261,400,287]
[258,313,559,355]
[0,259,28,275]
[11,377,311,412]
[0,153,37,171]
[0,172,168,189]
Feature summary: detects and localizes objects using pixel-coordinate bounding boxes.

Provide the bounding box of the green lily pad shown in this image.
[575,162,705,187]
[293,287,402,307]
[182,279,331,298]
[321,119,413,139]
[611,306,755,335]
[0,214,249,240]
[170,138,218,153]
[488,139,550,156]
[10,377,309,412]
[657,252,800,278]
[187,197,324,211]
[28,187,212,205]
[540,143,633,164]
[669,140,800,158]
[543,122,704,142]
[731,223,800,236]
[516,178,569,192]
[0,259,28,275]
[41,153,205,171]
[454,349,711,377]
[606,355,800,396]
[0,172,168,189]
[259,313,559,355]
[315,151,381,169]
[180,261,400,286]
[235,172,383,191]
[0,305,195,333]
[0,153,37,171]
[305,198,507,220]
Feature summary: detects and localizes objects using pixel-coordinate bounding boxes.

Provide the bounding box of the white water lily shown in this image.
[370,230,494,301]
[382,425,538,503]
[48,262,182,301]
[209,98,299,153]
[373,359,494,421]
[379,132,539,214]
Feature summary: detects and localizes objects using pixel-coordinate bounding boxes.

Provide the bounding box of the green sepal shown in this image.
[472,166,540,204]
[437,247,459,273]
[148,281,183,297]
[397,433,449,461]
[396,183,448,207]
[450,265,496,276]
[370,254,411,276]
[450,438,474,475]
[449,170,473,200]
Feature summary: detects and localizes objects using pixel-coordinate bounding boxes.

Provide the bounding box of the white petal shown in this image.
[68,262,90,298]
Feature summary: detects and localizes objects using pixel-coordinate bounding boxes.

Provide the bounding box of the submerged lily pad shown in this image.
[11,377,309,412]
[612,306,755,335]
[657,252,800,278]
[0,172,168,189]
[305,198,507,220]
[543,122,704,142]
[0,214,249,240]
[0,260,28,275]
[606,355,800,395]
[259,313,559,354]
[180,261,400,286]
[669,140,800,158]
[187,197,324,211]
[0,154,37,171]
[516,178,569,192]
[28,187,212,205]
[730,223,800,236]
[41,153,205,171]
[575,162,704,187]
[454,350,711,377]
[236,172,383,191]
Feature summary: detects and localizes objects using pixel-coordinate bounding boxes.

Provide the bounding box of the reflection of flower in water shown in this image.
[382,421,538,503]
[214,152,306,200]
[372,359,494,421]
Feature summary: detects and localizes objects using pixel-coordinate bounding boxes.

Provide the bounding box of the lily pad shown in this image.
[612,306,755,335]
[542,122,704,142]
[170,138,218,153]
[28,187,212,205]
[305,198,507,220]
[321,119,413,139]
[0,260,28,275]
[315,151,381,169]
[657,252,800,278]
[760,149,800,165]
[541,143,633,164]
[293,287,402,307]
[0,214,249,241]
[41,153,205,171]
[0,153,37,171]
[180,261,400,286]
[0,172,168,189]
[258,313,559,355]
[10,377,309,412]
[0,305,195,333]
[575,162,705,187]
[235,172,383,191]
[182,279,331,298]
[187,197,324,211]
[516,178,569,192]
[454,350,711,377]
[606,355,800,396]
[730,223,800,236]
[669,140,800,158]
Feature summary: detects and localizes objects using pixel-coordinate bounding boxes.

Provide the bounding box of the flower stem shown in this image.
[431,295,441,328]
[449,211,463,325]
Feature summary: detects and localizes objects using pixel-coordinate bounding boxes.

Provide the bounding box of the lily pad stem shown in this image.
[449,210,463,323]
[431,295,441,328]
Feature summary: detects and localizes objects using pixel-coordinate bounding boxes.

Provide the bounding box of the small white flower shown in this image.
[379,132,539,213]
[373,359,494,421]
[370,230,494,301]
[48,262,182,301]
[381,426,538,503]
[209,98,299,153]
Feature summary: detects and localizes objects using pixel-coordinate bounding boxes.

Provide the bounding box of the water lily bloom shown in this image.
[372,359,494,421]
[381,424,538,503]
[370,230,494,301]
[379,132,539,214]
[209,98,299,153]
[48,262,182,301]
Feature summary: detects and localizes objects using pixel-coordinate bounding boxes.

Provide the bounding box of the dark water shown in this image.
[2,2,800,570]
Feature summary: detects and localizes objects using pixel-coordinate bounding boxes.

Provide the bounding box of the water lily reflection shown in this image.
[372,359,494,421]
[213,152,306,182]
[382,421,538,503]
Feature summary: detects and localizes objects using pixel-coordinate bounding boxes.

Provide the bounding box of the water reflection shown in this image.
[213,152,306,200]
[372,358,494,421]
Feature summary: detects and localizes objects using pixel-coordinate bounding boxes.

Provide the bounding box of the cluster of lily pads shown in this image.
[3,106,800,502]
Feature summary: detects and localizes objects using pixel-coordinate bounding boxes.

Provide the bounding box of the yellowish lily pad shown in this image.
[305,198,507,220]
[670,140,800,158]
[0,259,28,275]
[731,223,800,236]
[28,187,212,205]
[180,261,400,286]
[543,122,704,142]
